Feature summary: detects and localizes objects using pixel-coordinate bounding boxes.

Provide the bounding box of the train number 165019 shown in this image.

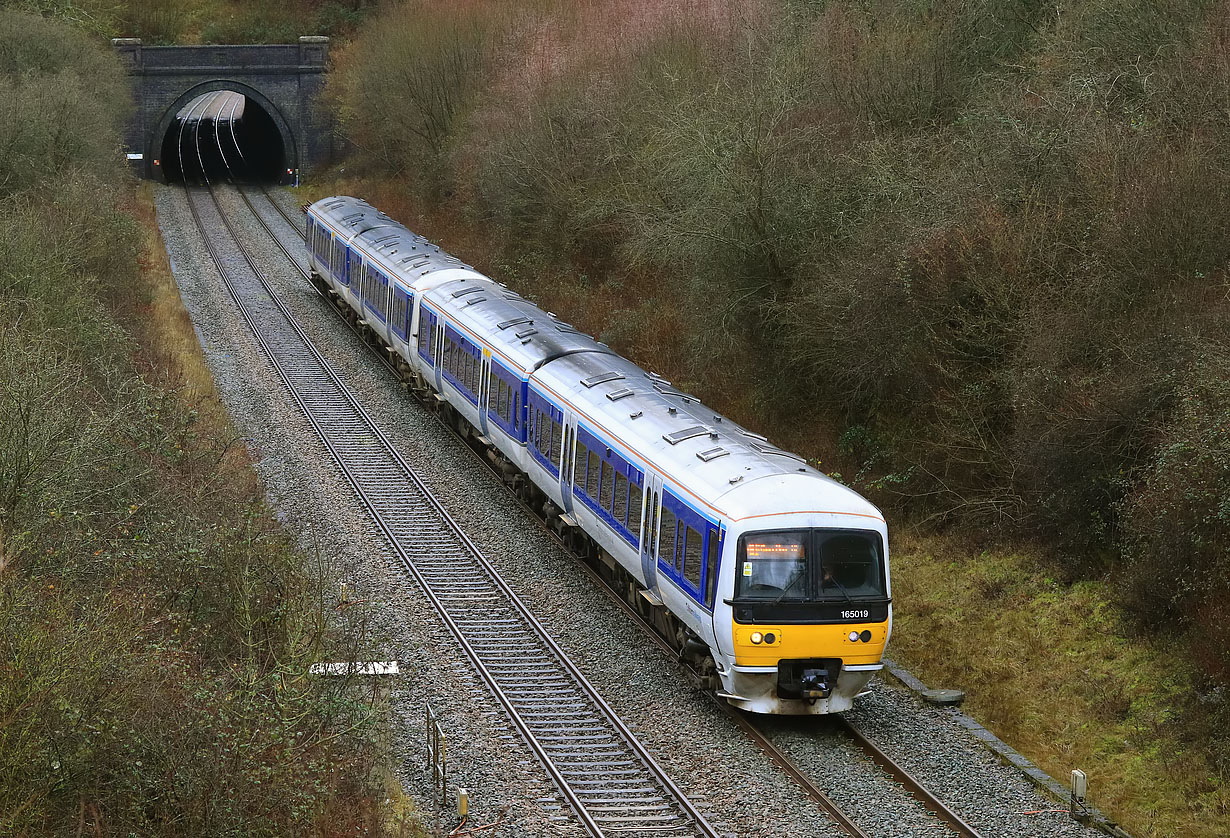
[841,609,870,620]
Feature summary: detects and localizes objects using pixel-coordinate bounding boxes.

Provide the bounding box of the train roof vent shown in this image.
[740,430,769,443]
[451,286,483,298]
[663,426,710,445]
[582,371,624,388]
[697,447,730,462]
[750,441,806,462]
[464,296,486,306]
[606,388,635,402]
[498,316,532,330]
[646,372,671,384]
[515,327,538,339]
[556,324,580,334]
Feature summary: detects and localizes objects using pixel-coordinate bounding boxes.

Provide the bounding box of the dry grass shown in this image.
[127,182,257,492]
[890,532,1228,838]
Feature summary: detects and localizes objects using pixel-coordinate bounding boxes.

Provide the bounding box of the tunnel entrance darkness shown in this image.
[159,90,286,184]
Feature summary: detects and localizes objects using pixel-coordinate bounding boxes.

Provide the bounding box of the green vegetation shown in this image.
[0,11,410,835]
[324,2,1230,834]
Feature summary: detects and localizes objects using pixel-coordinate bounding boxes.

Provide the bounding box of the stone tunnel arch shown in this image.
[150,80,297,183]
[113,38,331,184]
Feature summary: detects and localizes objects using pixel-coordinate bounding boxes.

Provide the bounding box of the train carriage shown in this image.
[306,195,892,715]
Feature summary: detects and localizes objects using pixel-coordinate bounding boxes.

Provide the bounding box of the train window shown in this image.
[600,461,614,511]
[683,526,703,587]
[549,418,562,468]
[736,531,808,600]
[500,381,510,421]
[705,528,720,607]
[586,451,600,497]
[819,533,883,596]
[613,472,628,525]
[514,391,521,431]
[659,506,678,567]
[575,442,589,489]
[628,480,643,537]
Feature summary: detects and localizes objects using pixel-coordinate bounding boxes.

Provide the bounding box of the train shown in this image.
[305,195,892,715]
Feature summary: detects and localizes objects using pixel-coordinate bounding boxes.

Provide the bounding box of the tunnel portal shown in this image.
[160,91,286,184]
[112,38,331,184]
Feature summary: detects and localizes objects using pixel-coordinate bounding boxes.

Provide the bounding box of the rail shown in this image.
[182,181,721,838]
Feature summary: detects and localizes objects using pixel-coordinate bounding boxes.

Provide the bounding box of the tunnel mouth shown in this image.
[160,90,287,185]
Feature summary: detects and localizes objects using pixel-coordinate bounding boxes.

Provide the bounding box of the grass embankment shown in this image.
[0,12,420,835]
[892,537,1220,836]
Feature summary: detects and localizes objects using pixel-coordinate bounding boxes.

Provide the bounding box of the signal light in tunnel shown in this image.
[154,159,160,166]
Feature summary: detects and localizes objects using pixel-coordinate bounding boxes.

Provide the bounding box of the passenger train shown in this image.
[305,196,892,714]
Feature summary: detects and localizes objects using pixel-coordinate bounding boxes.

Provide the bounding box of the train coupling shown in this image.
[778,658,842,700]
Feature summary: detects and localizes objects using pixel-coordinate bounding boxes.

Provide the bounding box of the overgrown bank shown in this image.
[0,11,403,835]
[319,1,1230,835]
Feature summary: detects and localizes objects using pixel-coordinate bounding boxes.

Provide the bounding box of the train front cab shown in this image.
[714,518,892,715]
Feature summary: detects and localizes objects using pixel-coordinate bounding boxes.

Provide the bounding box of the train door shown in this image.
[433,321,445,390]
[558,417,576,514]
[639,473,662,595]
[478,351,491,437]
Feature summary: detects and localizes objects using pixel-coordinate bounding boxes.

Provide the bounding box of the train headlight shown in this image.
[848,631,860,642]
[860,630,872,643]
[764,632,776,644]
[750,632,763,644]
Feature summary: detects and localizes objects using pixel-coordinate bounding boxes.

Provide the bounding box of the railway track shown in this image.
[183,182,722,838]
[237,185,988,838]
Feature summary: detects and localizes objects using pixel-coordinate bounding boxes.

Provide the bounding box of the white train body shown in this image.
[306,196,892,714]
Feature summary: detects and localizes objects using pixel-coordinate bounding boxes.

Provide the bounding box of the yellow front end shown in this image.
[715,620,890,715]
[732,621,889,667]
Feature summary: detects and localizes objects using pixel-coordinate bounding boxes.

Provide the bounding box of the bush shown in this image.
[328,0,499,194]
[0,12,392,834]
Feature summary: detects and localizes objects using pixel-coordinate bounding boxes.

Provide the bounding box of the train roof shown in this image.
[424,276,617,375]
[309,196,475,285]
[534,352,883,525]
[310,195,883,527]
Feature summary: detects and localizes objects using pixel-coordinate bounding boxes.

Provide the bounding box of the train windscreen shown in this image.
[736,529,886,604]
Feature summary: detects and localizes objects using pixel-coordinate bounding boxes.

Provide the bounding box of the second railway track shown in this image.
[184,182,722,838]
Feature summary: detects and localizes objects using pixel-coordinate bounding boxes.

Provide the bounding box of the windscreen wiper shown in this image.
[769,571,808,605]
[825,575,855,604]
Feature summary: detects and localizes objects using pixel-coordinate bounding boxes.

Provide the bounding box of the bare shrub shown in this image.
[328,0,499,192]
